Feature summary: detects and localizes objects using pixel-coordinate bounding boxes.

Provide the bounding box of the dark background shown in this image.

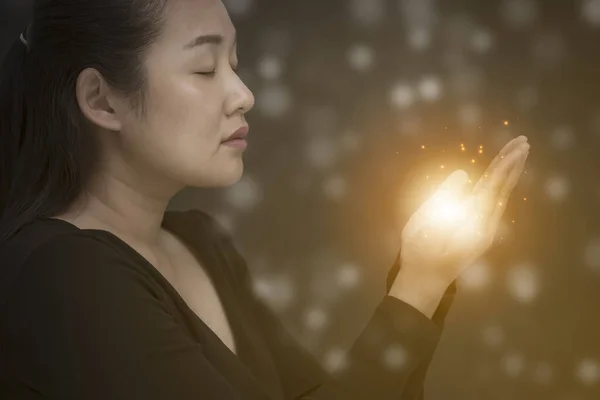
[2,0,599,398]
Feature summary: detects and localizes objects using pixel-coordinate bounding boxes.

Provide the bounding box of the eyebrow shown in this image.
[183,33,237,50]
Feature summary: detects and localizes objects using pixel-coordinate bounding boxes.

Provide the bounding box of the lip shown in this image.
[222,125,249,143]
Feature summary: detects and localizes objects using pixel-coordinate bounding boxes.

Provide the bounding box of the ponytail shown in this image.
[0,30,33,240]
[0,22,96,241]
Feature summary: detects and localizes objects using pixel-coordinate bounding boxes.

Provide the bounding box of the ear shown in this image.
[75,68,124,132]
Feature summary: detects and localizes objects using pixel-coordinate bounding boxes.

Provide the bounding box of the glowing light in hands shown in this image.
[416,171,483,244]
[426,190,468,225]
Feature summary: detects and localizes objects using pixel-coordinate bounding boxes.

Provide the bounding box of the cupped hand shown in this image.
[398,136,530,289]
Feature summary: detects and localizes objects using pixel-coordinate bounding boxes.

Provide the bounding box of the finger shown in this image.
[485,135,528,175]
[476,145,523,200]
[436,169,469,195]
[473,145,526,218]
[473,137,528,194]
[488,148,529,234]
[498,146,529,205]
[473,136,528,193]
[424,169,469,219]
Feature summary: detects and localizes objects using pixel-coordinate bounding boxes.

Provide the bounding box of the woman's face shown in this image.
[107,0,255,189]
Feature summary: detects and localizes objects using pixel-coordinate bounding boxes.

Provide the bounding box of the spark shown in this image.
[504,120,509,126]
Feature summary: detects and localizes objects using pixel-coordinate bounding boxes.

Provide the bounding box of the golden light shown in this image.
[478,149,483,154]
[425,190,468,225]
[471,159,476,163]
[420,187,482,240]
[421,145,426,149]
[441,165,445,169]
[504,120,509,126]
[406,171,484,246]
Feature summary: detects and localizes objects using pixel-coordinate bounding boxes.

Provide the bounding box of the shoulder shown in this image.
[21,231,152,289]
[1,218,132,274]
[23,230,134,268]
[2,230,163,316]
[0,222,121,306]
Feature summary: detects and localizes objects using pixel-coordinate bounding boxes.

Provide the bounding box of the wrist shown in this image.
[388,267,449,319]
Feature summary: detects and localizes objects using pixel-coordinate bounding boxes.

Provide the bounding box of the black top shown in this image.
[0,209,456,400]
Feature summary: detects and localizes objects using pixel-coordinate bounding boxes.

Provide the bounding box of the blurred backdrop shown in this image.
[2,0,600,399]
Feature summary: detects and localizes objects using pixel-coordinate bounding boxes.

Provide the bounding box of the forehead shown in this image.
[160,0,235,44]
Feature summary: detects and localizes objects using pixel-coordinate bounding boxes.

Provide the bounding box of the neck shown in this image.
[57,170,184,248]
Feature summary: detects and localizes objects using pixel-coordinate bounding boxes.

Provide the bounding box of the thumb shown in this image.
[418,169,469,224]
[435,170,469,197]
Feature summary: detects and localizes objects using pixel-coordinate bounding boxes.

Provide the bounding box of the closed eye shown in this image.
[196,66,238,77]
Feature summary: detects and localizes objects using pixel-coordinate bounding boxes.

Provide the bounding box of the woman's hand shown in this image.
[389,136,530,317]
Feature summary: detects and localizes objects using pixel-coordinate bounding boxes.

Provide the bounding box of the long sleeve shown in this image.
[384,251,458,399]
[1,233,252,400]
[203,211,457,400]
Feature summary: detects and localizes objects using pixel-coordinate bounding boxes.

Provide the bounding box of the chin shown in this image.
[188,160,244,188]
[215,171,243,187]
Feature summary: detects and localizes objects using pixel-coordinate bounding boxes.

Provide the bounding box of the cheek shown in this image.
[122,73,240,186]
[149,77,223,146]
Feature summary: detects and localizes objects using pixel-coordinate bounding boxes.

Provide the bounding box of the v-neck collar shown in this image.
[37,211,282,400]
[160,211,285,400]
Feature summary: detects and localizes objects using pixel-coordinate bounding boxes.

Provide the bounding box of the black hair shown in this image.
[0,0,169,240]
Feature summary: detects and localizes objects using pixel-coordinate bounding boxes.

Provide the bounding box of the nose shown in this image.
[225,70,255,116]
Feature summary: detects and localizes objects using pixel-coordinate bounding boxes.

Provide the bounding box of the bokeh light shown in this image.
[8,0,599,397]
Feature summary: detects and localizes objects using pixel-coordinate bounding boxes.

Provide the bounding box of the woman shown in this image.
[0,0,530,399]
